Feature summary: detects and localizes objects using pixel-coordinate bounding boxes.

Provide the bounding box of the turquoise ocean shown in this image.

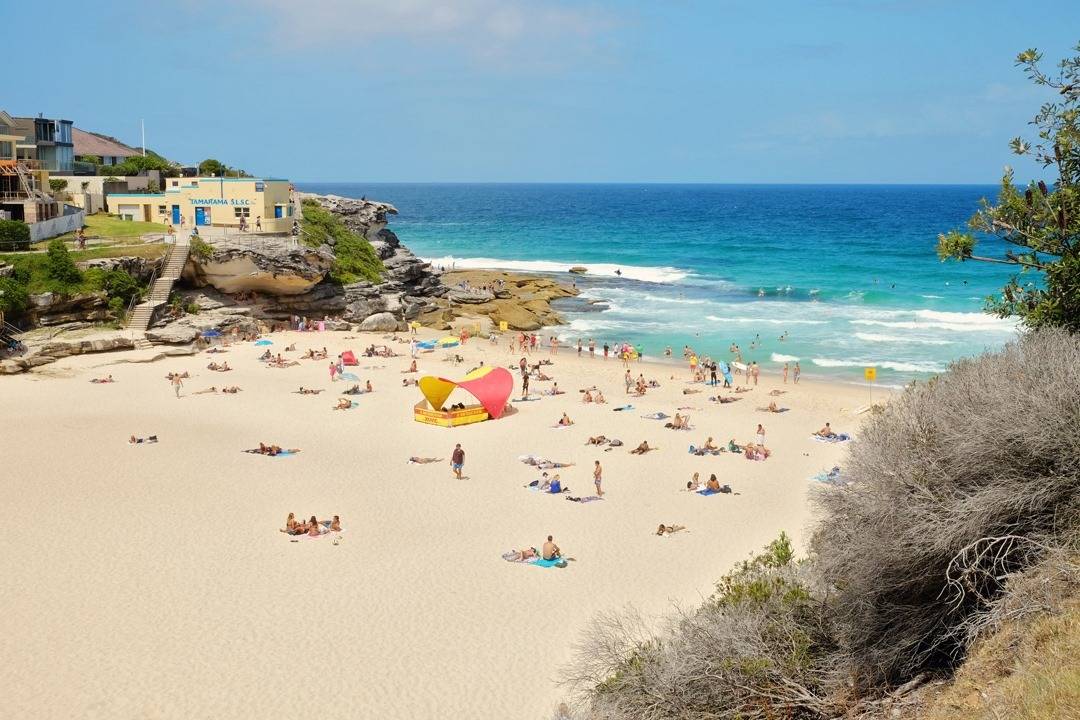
[297,183,1021,386]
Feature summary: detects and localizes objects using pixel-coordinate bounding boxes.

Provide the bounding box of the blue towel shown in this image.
[531,557,565,568]
[339,372,360,381]
[697,488,719,496]
[274,451,295,457]
[254,340,272,346]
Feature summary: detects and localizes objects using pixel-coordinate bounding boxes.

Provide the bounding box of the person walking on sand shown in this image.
[593,460,604,496]
[751,362,760,386]
[171,373,183,399]
[451,443,465,479]
[794,362,801,384]
[329,362,338,382]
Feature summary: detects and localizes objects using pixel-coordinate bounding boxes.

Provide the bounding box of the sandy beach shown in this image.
[1,329,878,718]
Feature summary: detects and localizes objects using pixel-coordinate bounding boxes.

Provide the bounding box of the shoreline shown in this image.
[2,325,877,719]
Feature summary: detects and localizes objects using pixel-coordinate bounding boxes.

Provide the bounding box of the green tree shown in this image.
[49,178,69,193]
[937,44,1080,331]
[45,238,81,285]
[198,158,227,176]
[0,219,31,251]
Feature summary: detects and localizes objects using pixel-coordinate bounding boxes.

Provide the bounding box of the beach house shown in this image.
[106,176,295,231]
[0,111,60,224]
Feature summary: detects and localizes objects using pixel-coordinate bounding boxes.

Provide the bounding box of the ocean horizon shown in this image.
[298,182,1021,385]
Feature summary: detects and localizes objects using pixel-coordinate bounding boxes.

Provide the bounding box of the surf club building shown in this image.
[106,176,295,231]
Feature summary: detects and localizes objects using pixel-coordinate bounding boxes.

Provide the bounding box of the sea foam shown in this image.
[420,256,688,283]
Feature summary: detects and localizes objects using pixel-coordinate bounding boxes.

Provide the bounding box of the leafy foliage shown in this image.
[45,239,80,285]
[198,158,249,177]
[48,178,68,193]
[190,236,213,260]
[0,277,30,315]
[0,219,31,251]
[99,152,179,178]
[938,44,1080,331]
[300,199,384,284]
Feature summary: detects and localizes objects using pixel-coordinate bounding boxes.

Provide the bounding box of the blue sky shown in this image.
[6,1,1078,183]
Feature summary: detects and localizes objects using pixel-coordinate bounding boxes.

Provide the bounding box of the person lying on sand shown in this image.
[505,547,538,562]
[682,388,701,395]
[129,435,158,444]
[343,384,363,395]
[630,441,654,455]
[333,398,354,410]
[757,402,788,413]
[687,472,701,491]
[402,378,419,387]
[245,443,300,456]
[769,389,786,396]
[711,395,740,403]
[585,435,608,446]
[221,386,240,393]
[408,457,442,464]
[192,386,218,395]
[815,423,838,439]
[206,347,227,354]
[90,375,115,384]
[557,413,574,427]
[296,387,324,395]
[734,386,752,394]
[656,524,687,536]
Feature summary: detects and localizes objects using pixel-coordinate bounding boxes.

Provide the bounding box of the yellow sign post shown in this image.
[499,321,508,332]
[864,366,876,406]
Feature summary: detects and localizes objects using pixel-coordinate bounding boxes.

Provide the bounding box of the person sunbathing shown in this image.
[542,536,561,560]
[702,437,718,451]
[192,386,218,395]
[333,398,354,410]
[630,441,653,455]
[402,378,418,387]
[365,380,373,393]
[129,435,158,444]
[712,395,739,403]
[306,515,325,537]
[246,443,299,456]
[744,443,771,460]
[408,457,442,464]
[343,384,362,395]
[582,390,593,403]
[259,349,273,361]
[329,515,341,532]
[557,413,574,427]
[815,423,838,438]
[207,361,231,372]
[285,343,297,352]
[280,512,300,534]
[594,390,606,404]
[682,388,701,395]
[665,413,689,430]
[296,387,323,395]
[585,435,608,446]
[706,474,722,492]
[656,524,687,536]
[506,547,538,562]
[90,375,115,384]
[734,386,752,393]
[687,472,701,491]
[222,386,241,394]
[402,360,418,373]
[768,389,786,396]
[756,401,786,413]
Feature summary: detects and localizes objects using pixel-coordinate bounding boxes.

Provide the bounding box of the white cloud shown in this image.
[232,0,614,67]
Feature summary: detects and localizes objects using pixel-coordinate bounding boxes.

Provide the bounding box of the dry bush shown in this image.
[563,534,843,720]
[811,328,1080,691]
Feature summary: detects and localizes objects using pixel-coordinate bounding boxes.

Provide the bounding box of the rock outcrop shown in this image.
[27,291,111,326]
[183,241,335,295]
[0,334,136,374]
[76,256,161,284]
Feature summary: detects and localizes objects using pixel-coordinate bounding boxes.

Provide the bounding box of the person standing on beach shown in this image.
[794,362,801,384]
[751,362,760,386]
[783,363,789,383]
[589,338,596,357]
[521,371,530,399]
[255,216,262,232]
[577,339,582,356]
[329,362,337,382]
[603,343,610,360]
[756,424,766,448]
[709,362,718,386]
[451,444,465,479]
[593,460,604,496]
[171,373,183,399]
[624,369,632,394]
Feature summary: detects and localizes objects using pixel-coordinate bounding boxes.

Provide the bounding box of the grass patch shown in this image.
[48,212,169,244]
[301,199,383,284]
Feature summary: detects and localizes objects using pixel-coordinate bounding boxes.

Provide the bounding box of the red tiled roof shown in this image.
[72,127,139,158]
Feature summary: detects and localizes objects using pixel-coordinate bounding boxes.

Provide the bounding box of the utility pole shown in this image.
[141,119,146,156]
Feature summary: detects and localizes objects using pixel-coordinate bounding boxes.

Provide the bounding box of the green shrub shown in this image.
[0,277,30,316]
[185,302,200,315]
[49,178,68,193]
[0,220,31,252]
[45,239,81,285]
[190,237,213,260]
[108,296,126,316]
[300,199,383,284]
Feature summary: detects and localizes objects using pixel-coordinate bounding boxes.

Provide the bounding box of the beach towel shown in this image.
[513,396,541,402]
[531,557,567,568]
[339,372,360,382]
[697,488,720,496]
[688,445,722,456]
[812,433,851,443]
[613,405,633,412]
[567,495,603,503]
[642,412,670,420]
[255,339,272,346]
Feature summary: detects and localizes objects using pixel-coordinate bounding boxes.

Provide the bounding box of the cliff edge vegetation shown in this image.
[300,198,384,284]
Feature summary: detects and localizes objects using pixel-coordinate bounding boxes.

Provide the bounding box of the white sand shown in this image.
[0,330,878,718]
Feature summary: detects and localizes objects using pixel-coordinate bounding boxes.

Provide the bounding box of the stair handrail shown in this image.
[126,243,170,325]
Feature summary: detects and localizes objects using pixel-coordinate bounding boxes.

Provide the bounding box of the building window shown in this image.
[171,180,178,187]
[274,205,284,219]
[233,207,251,218]
[255,182,265,192]
[157,205,167,215]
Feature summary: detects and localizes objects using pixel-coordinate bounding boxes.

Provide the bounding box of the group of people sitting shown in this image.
[343,381,373,395]
[302,348,329,361]
[581,389,607,403]
[505,535,563,563]
[246,443,299,456]
[264,353,299,368]
[686,472,732,493]
[207,361,232,372]
[525,472,567,494]
[744,443,770,461]
[280,513,341,537]
[363,345,397,358]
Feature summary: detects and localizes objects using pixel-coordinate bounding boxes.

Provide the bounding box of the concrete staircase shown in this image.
[126,235,191,342]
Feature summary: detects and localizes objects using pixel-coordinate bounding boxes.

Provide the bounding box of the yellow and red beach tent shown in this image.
[418,366,514,419]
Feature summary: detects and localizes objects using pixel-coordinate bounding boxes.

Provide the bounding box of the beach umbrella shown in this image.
[255,339,273,346]
[436,336,460,348]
